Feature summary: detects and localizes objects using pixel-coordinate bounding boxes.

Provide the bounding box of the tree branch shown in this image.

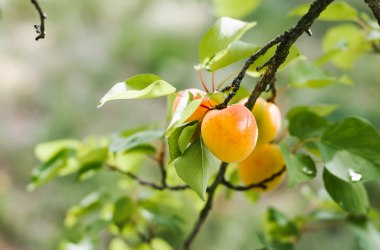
[221,166,286,191]
[245,0,334,110]
[30,0,47,41]
[183,162,228,250]
[364,0,380,25]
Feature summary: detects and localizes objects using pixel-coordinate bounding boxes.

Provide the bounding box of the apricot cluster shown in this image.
[237,97,285,192]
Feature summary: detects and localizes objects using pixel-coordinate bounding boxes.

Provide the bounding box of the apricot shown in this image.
[237,144,285,192]
[201,104,258,163]
[172,88,216,122]
[240,97,281,145]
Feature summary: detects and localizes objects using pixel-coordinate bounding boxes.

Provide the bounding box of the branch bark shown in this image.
[364,0,380,25]
[30,0,47,41]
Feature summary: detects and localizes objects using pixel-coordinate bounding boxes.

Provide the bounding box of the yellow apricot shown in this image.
[237,144,285,192]
[172,88,215,122]
[240,97,281,145]
[201,104,258,163]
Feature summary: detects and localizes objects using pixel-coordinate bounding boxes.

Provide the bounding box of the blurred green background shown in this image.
[0,0,379,249]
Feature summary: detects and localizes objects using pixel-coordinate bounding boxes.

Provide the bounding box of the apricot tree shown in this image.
[28,0,380,249]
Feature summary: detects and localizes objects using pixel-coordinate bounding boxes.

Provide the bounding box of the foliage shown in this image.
[27,0,380,249]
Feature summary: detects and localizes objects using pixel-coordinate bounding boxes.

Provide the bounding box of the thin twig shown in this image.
[364,0,380,25]
[183,162,228,250]
[30,0,47,41]
[221,166,286,191]
[107,164,189,191]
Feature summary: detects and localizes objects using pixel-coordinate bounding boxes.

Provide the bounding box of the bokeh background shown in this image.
[0,0,379,249]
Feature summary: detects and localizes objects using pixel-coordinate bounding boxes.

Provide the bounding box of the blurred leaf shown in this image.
[229,85,250,104]
[288,59,353,88]
[320,117,380,183]
[264,207,299,244]
[348,218,380,250]
[322,25,370,69]
[109,238,132,250]
[174,139,219,200]
[112,196,136,229]
[59,237,96,250]
[323,168,369,215]
[247,46,300,77]
[113,152,146,173]
[286,104,338,119]
[288,2,357,21]
[76,147,108,181]
[279,143,317,188]
[110,130,164,153]
[287,110,329,140]
[65,191,107,228]
[198,17,256,65]
[35,139,80,162]
[28,149,76,191]
[212,0,261,18]
[150,238,173,250]
[98,74,176,107]
[206,41,260,71]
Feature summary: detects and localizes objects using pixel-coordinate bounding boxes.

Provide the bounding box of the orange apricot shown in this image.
[240,97,281,145]
[237,144,285,192]
[201,104,258,163]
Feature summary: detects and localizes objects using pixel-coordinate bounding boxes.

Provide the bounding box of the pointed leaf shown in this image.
[321,117,380,183]
[174,139,219,200]
[98,74,176,107]
[280,143,317,188]
[323,168,369,215]
[287,110,329,140]
[198,17,256,64]
[35,139,80,162]
[110,130,164,153]
[167,121,198,161]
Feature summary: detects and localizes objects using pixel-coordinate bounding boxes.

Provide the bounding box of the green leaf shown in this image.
[247,46,300,77]
[287,110,329,140]
[76,147,108,181]
[178,123,199,154]
[212,0,261,18]
[322,25,370,69]
[150,238,173,250]
[198,17,256,65]
[64,191,107,228]
[98,74,176,107]
[264,207,300,243]
[288,2,357,21]
[59,237,96,250]
[320,117,380,183]
[35,139,80,162]
[167,121,198,161]
[174,139,219,200]
[323,168,369,215]
[28,149,75,191]
[113,152,146,173]
[112,196,136,229]
[288,59,352,88]
[279,143,317,188]
[206,41,260,71]
[110,130,164,153]
[109,238,132,250]
[286,104,338,119]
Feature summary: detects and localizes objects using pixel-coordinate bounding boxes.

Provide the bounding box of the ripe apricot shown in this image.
[237,144,285,192]
[172,88,215,122]
[201,104,258,163]
[240,97,281,145]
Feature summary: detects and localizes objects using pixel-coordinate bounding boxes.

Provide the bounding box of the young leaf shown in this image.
[97,74,176,107]
[323,168,369,215]
[206,41,260,71]
[35,139,80,162]
[174,139,219,200]
[288,2,357,21]
[28,149,75,191]
[212,0,261,18]
[288,59,352,88]
[198,17,256,65]
[112,196,136,229]
[279,143,317,188]
[167,121,198,161]
[320,117,380,183]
